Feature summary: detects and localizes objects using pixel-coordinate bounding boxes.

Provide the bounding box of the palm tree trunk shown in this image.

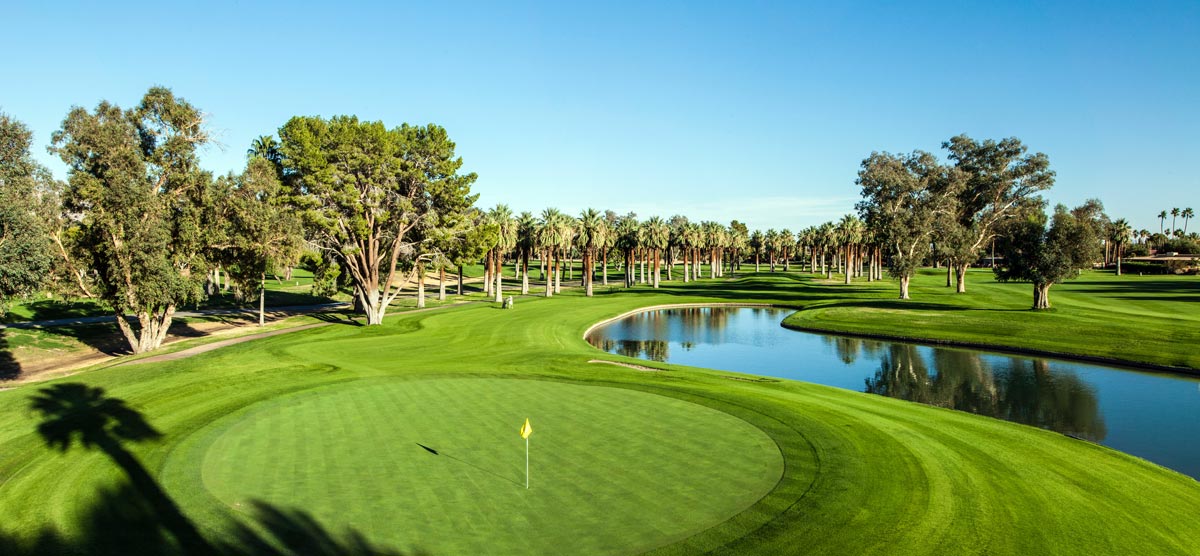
[494,251,504,303]
[653,249,661,288]
[522,255,530,295]
[439,267,447,301]
[602,251,608,286]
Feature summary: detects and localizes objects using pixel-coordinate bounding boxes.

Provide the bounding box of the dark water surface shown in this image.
[586,306,1200,480]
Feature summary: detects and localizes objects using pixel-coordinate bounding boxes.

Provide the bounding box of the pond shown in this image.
[586,306,1200,480]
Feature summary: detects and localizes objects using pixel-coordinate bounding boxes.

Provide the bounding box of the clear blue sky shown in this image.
[2,1,1196,232]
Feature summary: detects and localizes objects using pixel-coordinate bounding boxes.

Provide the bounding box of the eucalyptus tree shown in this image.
[488,204,517,303]
[857,151,945,299]
[644,216,670,288]
[50,88,215,353]
[279,117,477,324]
[995,201,1103,309]
[0,113,55,312]
[211,157,304,325]
[576,208,609,296]
[1108,218,1133,276]
[937,135,1054,293]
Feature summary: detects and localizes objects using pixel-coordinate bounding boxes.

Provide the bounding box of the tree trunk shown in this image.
[417,266,426,309]
[666,249,673,281]
[1116,247,1123,276]
[946,263,953,287]
[545,250,554,297]
[956,263,967,293]
[115,305,177,354]
[439,267,447,301]
[554,251,562,294]
[259,274,265,327]
[457,265,464,295]
[522,255,530,294]
[899,275,911,300]
[653,250,661,288]
[483,250,493,295]
[602,251,608,286]
[494,252,504,303]
[1033,282,1052,309]
[585,251,594,297]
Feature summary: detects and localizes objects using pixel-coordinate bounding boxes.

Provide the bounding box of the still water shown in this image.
[586,306,1200,480]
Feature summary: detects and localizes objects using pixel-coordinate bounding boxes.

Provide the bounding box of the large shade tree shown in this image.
[0,113,54,311]
[50,88,213,353]
[994,201,1104,309]
[278,116,477,324]
[938,135,1054,293]
[857,151,949,299]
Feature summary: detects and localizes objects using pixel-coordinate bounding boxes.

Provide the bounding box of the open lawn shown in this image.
[0,272,1197,554]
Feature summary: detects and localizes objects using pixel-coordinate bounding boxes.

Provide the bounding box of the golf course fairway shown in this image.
[0,273,1198,555]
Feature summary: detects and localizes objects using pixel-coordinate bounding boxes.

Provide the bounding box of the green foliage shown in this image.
[0,113,54,310]
[994,201,1104,308]
[278,116,478,323]
[856,150,947,296]
[49,88,212,352]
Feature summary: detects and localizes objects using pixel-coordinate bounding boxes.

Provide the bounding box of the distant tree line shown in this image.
[1,87,1189,355]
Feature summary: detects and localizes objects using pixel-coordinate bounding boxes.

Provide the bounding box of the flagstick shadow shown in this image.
[415,443,523,488]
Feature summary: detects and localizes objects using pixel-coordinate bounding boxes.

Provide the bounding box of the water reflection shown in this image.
[864,345,1106,442]
[587,306,1200,479]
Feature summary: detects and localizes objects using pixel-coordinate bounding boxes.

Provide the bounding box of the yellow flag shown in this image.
[520,418,533,439]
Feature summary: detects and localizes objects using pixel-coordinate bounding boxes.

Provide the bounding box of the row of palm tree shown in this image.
[1156,208,1194,236]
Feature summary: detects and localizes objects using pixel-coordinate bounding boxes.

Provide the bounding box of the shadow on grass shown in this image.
[2,383,422,556]
[0,329,17,380]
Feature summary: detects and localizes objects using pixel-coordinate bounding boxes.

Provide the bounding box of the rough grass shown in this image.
[0,272,1196,554]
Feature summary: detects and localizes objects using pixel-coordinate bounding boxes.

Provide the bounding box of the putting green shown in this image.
[169,377,784,555]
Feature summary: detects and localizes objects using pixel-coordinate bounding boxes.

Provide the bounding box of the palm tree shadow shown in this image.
[16,383,423,556]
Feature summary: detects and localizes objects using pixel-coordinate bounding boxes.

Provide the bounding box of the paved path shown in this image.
[0,303,349,330]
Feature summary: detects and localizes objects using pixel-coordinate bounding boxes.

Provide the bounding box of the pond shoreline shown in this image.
[583,302,1200,378]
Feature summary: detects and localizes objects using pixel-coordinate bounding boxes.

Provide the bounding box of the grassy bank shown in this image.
[0,272,1196,554]
[782,267,1200,371]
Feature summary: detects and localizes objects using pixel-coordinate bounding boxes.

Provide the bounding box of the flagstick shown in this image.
[525,436,530,489]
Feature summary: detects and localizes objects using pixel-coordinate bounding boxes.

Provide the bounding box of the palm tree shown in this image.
[615,214,641,287]
[516,211,537,294]
[748,230,764,273]
[575,208,608,297]
[1171,208,1180,236]
[778,229,794,271]
[644,216,670,288]
[247,135,281,164]
[1158,210,1168,234]
[537,208,565,297]
[1110,219,1132,276]
[1183,208,1195,234]
[488,205,517,303]
[837,215,864,284]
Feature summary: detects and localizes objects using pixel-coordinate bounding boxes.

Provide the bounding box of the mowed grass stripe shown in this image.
[189,378,784,555]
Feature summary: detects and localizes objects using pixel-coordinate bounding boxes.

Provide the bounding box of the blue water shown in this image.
[587,306,1200,480]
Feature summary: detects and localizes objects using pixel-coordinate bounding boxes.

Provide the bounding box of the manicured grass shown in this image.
[0,272,1197,554]
[782,267,1200,370]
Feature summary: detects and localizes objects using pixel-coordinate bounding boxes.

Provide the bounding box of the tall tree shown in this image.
[0,113,54,311]
[644,216,669,288]
[576,208,608,297]
[246,135,281,165]
[211,157,304,325]
[938,135,1055,293]
[1170,208,1180,235]
[1183,208,1194,234]
[50,88,213,353]
[488,204,517,303]
[857,151,948,299]
[1157,210,1167,234]
[994,201,1103,309]
[278,117,477,324]
[1108,218,1132,276]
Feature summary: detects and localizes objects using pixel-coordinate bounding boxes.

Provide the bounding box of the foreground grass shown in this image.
[0,273,1196,554]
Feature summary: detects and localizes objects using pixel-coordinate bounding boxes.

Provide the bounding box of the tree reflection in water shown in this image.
[865,345,1107,442]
